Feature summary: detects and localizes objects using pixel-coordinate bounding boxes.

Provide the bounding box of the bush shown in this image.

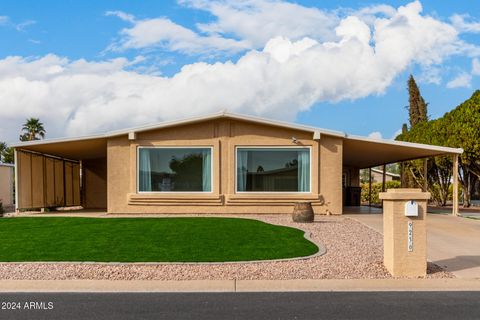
[0,201,3,216]
[361,181,401,205]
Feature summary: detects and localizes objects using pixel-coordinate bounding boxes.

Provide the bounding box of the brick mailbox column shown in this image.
[379,188,431,277]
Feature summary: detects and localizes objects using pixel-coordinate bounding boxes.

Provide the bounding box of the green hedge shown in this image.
[361,181,401,205]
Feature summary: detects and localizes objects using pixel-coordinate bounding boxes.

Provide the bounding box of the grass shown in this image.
[0,217,318,262]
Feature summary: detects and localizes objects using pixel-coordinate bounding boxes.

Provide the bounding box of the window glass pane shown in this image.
[139,148,212,192]
[237,148,310,192]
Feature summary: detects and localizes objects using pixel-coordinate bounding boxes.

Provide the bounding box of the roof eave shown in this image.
[345,134,463,155]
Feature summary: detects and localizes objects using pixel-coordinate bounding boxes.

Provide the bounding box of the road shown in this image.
[0,292,479,320]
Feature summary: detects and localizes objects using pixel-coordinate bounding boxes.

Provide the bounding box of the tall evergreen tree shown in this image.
[407,74,428,127]
[398,75,429,189]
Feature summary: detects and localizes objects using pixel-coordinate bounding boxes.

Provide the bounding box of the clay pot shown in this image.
[292,202,314,223]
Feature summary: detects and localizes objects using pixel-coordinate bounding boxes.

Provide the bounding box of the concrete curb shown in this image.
[1,279,480,293]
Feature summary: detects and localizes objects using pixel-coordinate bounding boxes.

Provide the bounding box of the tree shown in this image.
[398,75,429,189]
[441,90,480,207]
[0,142,7,160]
[399,90,480,207]
[20,118,46,141]
[0,142,13,164]
[402,120,452,206]
[407,74,428,127]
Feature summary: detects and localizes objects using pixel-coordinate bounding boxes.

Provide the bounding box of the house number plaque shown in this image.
[407,221,413,252]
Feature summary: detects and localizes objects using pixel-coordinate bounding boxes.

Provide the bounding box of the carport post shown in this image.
[453,154,459,216]
[423,158,428,192]
[368,167,372,206]
[14,149,18,212]
[382,164,386,192]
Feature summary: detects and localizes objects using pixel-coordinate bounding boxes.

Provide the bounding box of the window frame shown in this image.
[234,146,312,194]
[136,146,214,194]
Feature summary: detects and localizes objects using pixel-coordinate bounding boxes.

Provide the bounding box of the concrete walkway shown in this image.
[1,279,480,292]
[348,213,480,279]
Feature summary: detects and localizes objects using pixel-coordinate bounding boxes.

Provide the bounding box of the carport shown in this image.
[13,135,108,211]
[342,135,463,215]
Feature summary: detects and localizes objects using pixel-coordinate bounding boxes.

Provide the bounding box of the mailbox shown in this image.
[404,200,418,217]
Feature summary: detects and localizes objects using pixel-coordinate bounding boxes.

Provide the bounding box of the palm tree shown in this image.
[20,118,46,141]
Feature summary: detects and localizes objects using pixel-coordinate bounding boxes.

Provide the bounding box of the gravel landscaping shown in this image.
[0,214,453,280]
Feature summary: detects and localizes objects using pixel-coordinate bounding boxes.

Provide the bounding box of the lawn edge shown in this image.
[0,217,326,265]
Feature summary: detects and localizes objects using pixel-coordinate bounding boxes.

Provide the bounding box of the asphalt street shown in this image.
[0,292,479,320]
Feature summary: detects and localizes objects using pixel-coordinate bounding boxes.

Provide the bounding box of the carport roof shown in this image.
[11,111,463,164]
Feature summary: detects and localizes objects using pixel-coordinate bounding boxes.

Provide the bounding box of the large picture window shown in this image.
[236,147,311,192]
[138,147,212,192]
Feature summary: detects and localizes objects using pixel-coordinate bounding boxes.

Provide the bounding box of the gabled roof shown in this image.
[11,110,345,149]
[11,111,463,163]
[107,110,347,138]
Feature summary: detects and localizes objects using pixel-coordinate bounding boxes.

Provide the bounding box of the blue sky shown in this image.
[0,0,479,142]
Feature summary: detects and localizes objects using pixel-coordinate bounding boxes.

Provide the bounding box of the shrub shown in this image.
[361,181,401,205]
[0,200,3,215]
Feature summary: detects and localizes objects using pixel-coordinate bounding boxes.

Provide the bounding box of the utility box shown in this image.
[379,188,430,277]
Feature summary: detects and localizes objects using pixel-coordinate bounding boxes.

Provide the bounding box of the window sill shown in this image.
[226,193,323,205]
[128,193,223,206]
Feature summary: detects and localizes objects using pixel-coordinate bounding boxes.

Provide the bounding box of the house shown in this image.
[369,168,401,183]
[0,163,14,208]
[11,111,462,215]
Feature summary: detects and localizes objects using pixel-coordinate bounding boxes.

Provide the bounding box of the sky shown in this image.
[0,0,479,143]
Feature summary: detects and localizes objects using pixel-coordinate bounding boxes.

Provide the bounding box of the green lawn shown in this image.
[0,217,318,262]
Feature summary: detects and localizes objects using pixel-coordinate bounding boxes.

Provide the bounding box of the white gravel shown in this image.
[0,215,453,280]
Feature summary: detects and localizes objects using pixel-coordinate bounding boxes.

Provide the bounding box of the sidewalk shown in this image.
[1,279,480,292]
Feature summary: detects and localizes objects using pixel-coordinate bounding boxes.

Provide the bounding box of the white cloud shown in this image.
[105,10,136,23]
[418,66,442,84]
[0,15,36,31]
[446,72,472,88]
[473,58,480,76]
[183,0,339,47]
[107,12,250,55]
[0,1,477,142]
[450,14,480,33]
[15,19,36,31]
[368,131,383,139]
[107,0,475,62]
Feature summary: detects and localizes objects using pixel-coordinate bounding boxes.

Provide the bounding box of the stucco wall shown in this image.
[0,165,14,207]
[319,136,343,214]
[83,158,107,209]
[107,119,343,214]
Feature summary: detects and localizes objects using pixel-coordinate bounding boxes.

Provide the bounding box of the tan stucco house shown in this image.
[0,163,14,208]
[11,112,462,215]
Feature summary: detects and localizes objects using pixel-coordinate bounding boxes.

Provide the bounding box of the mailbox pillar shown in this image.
[379,188,431,277]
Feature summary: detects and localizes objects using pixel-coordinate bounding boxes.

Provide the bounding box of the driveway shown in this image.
[348,213,480,279]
